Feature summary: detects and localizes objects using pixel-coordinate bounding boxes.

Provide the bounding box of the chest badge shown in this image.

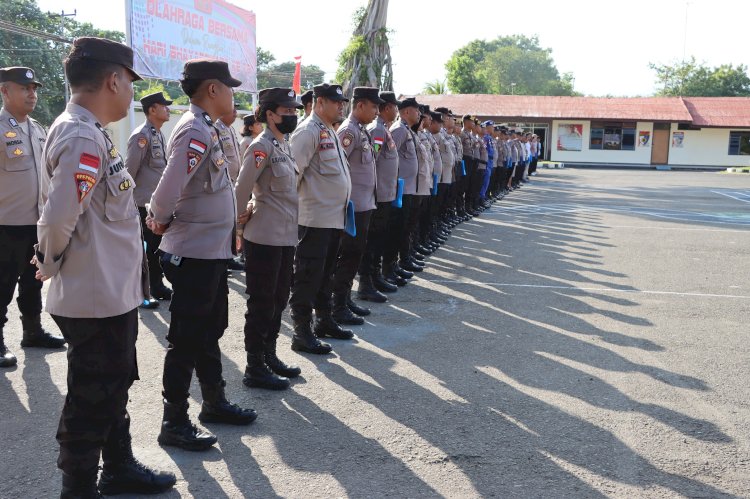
[4,131,17,138]
[13,147,23,156]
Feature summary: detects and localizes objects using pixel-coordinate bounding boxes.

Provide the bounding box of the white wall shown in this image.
[667,124,750,167]
[550,120,653,165]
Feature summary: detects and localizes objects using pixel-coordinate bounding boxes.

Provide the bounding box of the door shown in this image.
[651,123,670,164]
[533,125,549,160]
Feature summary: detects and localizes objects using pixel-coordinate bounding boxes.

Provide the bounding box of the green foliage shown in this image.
[650,57,750,97]
[335,34,369,84]
[258,60,325,91]
[0,0,129,126]
[445,35,579,96]
[423,79,447,95]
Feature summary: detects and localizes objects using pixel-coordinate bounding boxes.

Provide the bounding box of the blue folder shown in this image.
[344,200,356,237]
[431,174,439,195]
[461,160,466,176]
[391,178,404,208]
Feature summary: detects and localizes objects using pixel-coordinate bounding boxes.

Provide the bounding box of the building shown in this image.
[411,95,750,168]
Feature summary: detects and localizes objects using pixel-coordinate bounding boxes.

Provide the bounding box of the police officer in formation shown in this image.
[12,34,534,497]
[33,38,176,497]
[0,66,65,368]
[125,90,173,309]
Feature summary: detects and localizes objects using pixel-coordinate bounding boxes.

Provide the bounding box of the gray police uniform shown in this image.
[389,120,420,264]
[125,118,168,294]
[216,119,241,182]
[235,126,298,356]
[149,103,237,404]
[288,111,351,328]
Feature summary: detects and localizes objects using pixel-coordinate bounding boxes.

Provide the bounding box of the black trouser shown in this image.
[0,225,42,330]
[162,258,228,403]
[417,195,432,244]
[361,202,391,275]
[331,210,372,296]
[514,161,527,183]
[138,207,164,290]
[529,156,539,174]
[243,242,294,354]
[464,159,477,212]
[437,183,450,218]
[401,195,421,261]
[52,309,138,475]
[383,200,404,265]
[289,226,341,323]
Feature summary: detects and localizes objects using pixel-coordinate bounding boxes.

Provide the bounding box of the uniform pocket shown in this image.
[4,143,30,171]
[104,171,138,222]
[318,148,341,175]
[269,161,292,192]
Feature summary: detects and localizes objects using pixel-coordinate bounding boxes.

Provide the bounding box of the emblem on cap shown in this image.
[288,90,295,97]
[25,70,33,79]
[336,88,343,95]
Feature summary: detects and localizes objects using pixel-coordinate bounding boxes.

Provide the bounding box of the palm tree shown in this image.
[423,79,448,95]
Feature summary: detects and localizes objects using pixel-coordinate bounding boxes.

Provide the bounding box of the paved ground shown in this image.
[2,168,749,498]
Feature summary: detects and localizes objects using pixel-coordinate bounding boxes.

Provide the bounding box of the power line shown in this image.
[0,19,71,44]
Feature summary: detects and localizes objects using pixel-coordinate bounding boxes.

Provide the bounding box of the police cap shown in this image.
[258,87,303,109]
[68,37,142,81]
[379,91,400,106]
[140,91,172,109]
[182,59,241,87]
[300,89,314,105]
[0,67,42,87]
[313,83,348,102]
[398,97,420,110]
[352,86,385,104]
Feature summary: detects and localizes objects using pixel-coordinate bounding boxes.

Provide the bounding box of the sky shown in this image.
[35,0,750,97]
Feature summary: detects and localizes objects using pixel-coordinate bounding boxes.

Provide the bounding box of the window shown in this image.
[728,131,750,155]
[590,122,636,151]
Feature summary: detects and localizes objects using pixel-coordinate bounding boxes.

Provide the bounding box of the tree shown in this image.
[335,0,393,96]
[423,79,447,95]
[649,57,750,97]
[257,60,324,91]
[445,35,578,96]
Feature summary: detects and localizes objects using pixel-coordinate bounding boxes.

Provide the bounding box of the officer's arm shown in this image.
[235,140,270,230]
[337,126,357,159]
[390,125,407,152]
[149,126,210,226]
[125,132,148,180]
[290,126,316,180]
[36,137,105,278]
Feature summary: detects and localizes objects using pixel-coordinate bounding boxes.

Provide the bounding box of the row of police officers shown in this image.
[0,35,534,498]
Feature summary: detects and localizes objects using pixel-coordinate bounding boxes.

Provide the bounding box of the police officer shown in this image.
[34,37,175,497]
[288,83,352,353]
[239,114,263,158]
[362,91,402,290]
[331,87,385,325]
[217,105,246,272]
[0,67,65,368]
[300,89,314,121]
[414,107,435,258]
[461,115,480,217]
[235,87,302,390]
[148,59,256,452]
[388,97,422,275]
[426,110,445,250]
[125,91,173,309]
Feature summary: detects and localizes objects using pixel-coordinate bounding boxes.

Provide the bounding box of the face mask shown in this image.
[276,114,298,134]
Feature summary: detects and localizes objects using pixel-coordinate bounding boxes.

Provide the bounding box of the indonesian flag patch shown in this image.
[187,151,202,173]
[254,150,267,168]
[188,139,207,154]
[78,153,100,173]
[373,136,384,152]
[74,172,96,203]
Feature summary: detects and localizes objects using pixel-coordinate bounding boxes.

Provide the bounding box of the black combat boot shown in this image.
[198,381,257,425]
[383,260,408,286]
[314,310,354,340]
[371,261,398,293]
[357,274,387,303]
[99,434,176,495]
[20,315,65,349]
[61,470,101,499]
[264,338,301,378]
[150,281,173,300]
[243,351,290,390]
[332,291,364,325]
[399,258,423,273]
[347,290,371,316]
[157,400,217,451]
[291,319,332,354]
[0,330,17,368]
[393,262,414,279]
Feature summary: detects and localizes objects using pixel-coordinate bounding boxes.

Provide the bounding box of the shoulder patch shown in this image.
[341,132,354,148]
[187,151,202,173]
[75,173,96,203]
[78,153,100,173]
[253,150,267,168]
[137,137,148,148]
[189,139,207,154]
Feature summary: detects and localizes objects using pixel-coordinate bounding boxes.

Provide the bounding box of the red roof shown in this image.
[409,94,750,126]
[682,97,750,127]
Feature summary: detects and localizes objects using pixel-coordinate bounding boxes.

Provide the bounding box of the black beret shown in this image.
[434,107,450,114]
[300,89,314,105]
[379,91,400,106]
[398,97,420,110]
[0,67,42,87]
[258,87,303,109]
[313,83,348,102]
[182,59,241,87]
[140,91,172,109]
[352,86,385,104]
[68,37,141,81]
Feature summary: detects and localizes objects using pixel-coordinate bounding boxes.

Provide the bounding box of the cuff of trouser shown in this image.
[34,244,63,277]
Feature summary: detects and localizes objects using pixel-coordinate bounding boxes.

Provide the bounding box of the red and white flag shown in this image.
[293,56,302,94]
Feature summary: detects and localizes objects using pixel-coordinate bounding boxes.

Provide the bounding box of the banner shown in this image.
[557,124,582,151]
[672,131,684,148]
[638,131,651,147]
[127,0,257,93]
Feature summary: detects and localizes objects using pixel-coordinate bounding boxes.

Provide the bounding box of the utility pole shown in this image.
[50,9,76,103]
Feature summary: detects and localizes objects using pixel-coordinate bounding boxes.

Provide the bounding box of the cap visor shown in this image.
[279,98,303,109]
[222,77,242,88]
[163,99,174,105]
[126,67,143,81]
